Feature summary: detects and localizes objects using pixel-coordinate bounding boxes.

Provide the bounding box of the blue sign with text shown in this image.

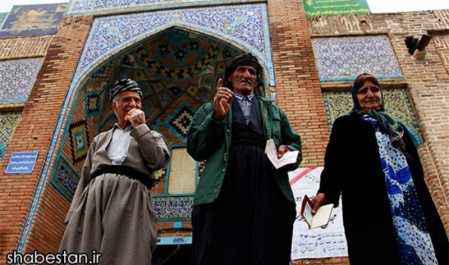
[5,151,39,174]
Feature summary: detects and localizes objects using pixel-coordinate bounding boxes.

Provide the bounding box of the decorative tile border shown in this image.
[312,36,403,81]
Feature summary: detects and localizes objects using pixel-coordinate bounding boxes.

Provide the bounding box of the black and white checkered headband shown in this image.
[109,78,143,101]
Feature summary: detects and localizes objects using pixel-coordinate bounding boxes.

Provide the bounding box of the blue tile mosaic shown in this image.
[0,59,44,102]
[0,112,21,162]
[323,88,423,146]
[76,3,275,87]
[90,26,268,135]
[312,36,404,81]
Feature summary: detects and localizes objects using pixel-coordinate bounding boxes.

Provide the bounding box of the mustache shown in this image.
[240,78,252,85]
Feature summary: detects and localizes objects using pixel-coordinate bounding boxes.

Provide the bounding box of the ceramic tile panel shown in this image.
[0,112,21,161]
[50,156,80,201]
[68,120,89,165]
[0,59,44,102]
[313,36,403,81]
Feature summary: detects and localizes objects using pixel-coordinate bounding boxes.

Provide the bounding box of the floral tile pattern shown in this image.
[312,36,403,81]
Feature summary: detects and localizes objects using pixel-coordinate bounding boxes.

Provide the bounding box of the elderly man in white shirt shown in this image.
[60,78,170,265]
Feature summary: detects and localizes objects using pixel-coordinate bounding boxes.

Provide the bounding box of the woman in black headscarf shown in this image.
[312,73,448,264]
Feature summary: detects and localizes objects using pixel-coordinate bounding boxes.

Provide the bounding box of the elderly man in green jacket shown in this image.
[187,53,302,265]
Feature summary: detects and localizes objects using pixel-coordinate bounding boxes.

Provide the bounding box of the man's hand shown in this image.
[125,108,145,128]
[311,193,326,215]
[277,145,290,159]
[213,78,234,120]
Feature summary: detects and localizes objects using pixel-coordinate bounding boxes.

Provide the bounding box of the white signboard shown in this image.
[289,167,348,260]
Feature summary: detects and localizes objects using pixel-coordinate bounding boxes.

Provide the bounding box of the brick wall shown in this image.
[268,0,329,169]
[268,0,345,264]
[0,15,93,264]
[0,36,52,59]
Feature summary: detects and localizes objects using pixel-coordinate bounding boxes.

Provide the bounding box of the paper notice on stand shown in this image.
[289,167,348,260]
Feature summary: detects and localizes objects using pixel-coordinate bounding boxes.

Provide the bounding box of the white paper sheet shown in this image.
[289,167,348,260]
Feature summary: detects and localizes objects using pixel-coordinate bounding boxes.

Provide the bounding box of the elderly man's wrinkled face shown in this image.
[356,80,382,112]
[112,91,142,128]
[228,65,258,96]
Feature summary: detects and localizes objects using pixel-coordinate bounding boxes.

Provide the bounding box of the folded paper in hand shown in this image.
[264,139,299,169]
[300,195,334,229]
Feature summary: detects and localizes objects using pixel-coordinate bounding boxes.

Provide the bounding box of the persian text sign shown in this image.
[304,0,370,18]
[5,151,38,174]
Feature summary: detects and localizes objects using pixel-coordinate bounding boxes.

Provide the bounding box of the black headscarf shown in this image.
[350,73,406,151]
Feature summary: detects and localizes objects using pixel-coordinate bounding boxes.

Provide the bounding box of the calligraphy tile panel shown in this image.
[51,156,80,201]
[323,88,423,146]
[153,196,194,220]
[67,0,261,16]
[312,36,403,81]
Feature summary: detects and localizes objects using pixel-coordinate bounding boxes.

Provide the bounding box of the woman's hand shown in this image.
[311,193,326,215]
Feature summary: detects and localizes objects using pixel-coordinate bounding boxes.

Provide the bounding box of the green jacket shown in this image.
[187,96,302,206]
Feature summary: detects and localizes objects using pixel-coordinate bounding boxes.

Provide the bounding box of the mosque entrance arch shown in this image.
[50,26,268,263]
